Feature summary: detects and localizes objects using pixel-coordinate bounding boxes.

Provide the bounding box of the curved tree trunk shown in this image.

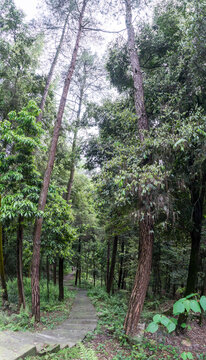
[31,0,88,321]
[123,0,154,336]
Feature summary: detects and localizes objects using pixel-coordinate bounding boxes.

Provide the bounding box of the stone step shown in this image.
[0,344,36,360]
[0,286,97,360]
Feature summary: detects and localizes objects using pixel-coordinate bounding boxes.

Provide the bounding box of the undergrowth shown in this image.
[87,286,128,343]
[0,278,75,331]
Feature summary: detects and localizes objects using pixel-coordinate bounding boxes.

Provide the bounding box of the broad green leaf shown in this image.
[190,300,201,313]
[184,300,191,312]
[173,300,185,315]
[160,315,170,327]
[153,314,161,323]
[200,296,206,311]
[167,321,176,333]
[146,322,159,333]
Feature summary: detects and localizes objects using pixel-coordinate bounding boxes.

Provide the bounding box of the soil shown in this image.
[85,320,206,359]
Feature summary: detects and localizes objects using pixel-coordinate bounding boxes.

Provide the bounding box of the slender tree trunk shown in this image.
[65,82,85,203]
[185,177,206,295]
[106,238,110,287]
[17,216,26,310]
[37,14,69,123]
[58,257,64,301]
[46,256,50,300]
[31,0,87,321]
[53,261,57,285]
[93,259,96,287]
[118,238,125,290]
[123,0,154,336]
[0,195,8,305]
[178,173,206,331]
[203,270,206,296]
[107,235,118,294]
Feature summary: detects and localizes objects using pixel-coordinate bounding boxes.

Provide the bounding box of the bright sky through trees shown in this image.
[14,0,39,19]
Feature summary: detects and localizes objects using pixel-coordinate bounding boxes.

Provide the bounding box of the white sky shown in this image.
[14,0,39,20]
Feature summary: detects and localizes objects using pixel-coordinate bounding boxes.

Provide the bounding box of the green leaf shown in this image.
[153,314,161,323]
[185,293,197,299]
[173,300,185,315]
[190,300,201,313]
[160,315,170,327]
[187,352,194,359]
[181,323,187,328]
[200,296,206,311]
[166,321,176,333]
[184,300,191,312]
[146,322,159,333]
[174,138,187,148]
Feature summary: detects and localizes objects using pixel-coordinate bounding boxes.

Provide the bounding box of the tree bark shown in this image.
[58,257,64,301]
[31,0,87,321]
[75,238,81,286]
[37,14,69,123]
[124,217,153,334]
[66,76,85,202]
[46,256,50,300]
[17,216,26,309]
[178,173,206,331]
[53,261,57,285]
[106,235,118,294]
[0,195,8,305]
[118,238,124,290]
[106,238,110,287]
[123,0,154,336]
[186,177,206,295]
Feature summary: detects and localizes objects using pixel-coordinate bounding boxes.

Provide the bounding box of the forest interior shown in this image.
[0,0,206,359]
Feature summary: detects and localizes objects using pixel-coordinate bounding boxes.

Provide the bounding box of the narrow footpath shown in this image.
[0,276,97,360]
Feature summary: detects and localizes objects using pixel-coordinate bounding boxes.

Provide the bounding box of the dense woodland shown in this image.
[0,0,206,358]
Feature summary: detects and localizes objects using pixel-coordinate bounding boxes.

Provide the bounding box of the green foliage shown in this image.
[78,342,98,360]
[146,294,206,334]
[0,101,44,221]
[88,286,128,342]
[0,0,43,118]
[181,352,194,360]
[0,277,75,331]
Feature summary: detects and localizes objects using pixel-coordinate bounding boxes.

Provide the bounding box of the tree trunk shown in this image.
[76,239,81,286]
[106,235,118,294]
[178,173,206,331]
[106,238,110,287]
[185,177,206,295]
[46,256,50,300]
[58,257,64,301]
[118,238,124,290]
[17,216,26,310]
[0,195,8,305]
[37,14,69,123]
[53,261,57,285]
[123,0,154,336]
[65,79,85,203]
[124,217,154,335]
[31,0,87,321]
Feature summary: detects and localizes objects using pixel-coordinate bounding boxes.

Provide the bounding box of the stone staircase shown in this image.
[0,288,97,360]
